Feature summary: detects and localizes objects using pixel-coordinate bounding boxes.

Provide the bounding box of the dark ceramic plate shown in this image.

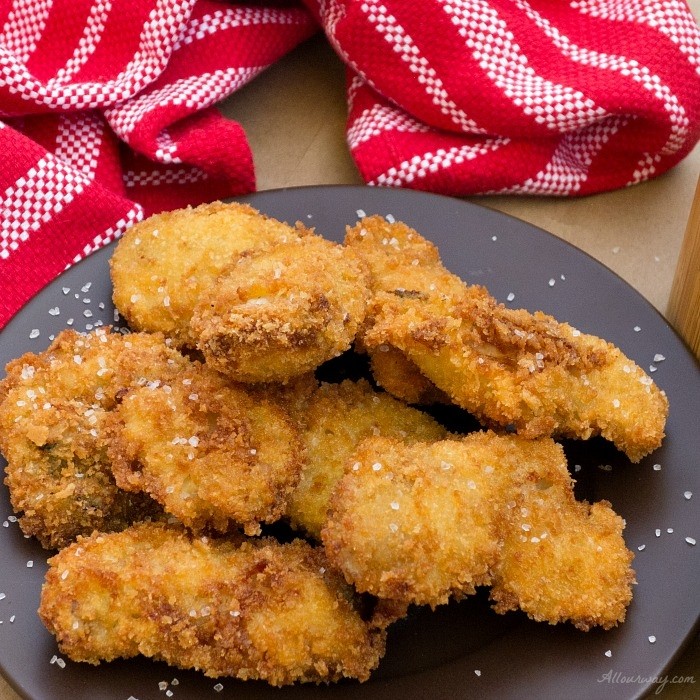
[0,186,698,700]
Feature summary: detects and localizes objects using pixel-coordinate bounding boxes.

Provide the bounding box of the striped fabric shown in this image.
[0,0,699,328]
[312,0,700,195]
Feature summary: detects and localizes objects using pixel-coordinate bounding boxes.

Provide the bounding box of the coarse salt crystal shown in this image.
[389,523,399,533]
[634,325,641,332]
[667,528,674,534]
[653,464,661,471]
[605,650,612,657]
[684,491,693,500]
[648,635,656,644]
[655,529,661,537]
[638,544,646,551]
[213,683,224,692]
[506,292,515,302]
[372,462,382,471]
[390,501,400,510]
[29,329,40,339]
[548,278,555,287]
[686,537,696,546]
[654,354,665,363]
[26,560,33,568]
[474,670,481,676]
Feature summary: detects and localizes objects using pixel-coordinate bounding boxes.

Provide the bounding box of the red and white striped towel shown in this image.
[1,0,699,328]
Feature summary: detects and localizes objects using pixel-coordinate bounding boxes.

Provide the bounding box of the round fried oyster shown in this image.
[0,329,188,549]
[107,365,302,535]
[110,201,304,348]
[191,234,370,382]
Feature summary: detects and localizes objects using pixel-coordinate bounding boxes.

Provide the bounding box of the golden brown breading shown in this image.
[322,432,560,607]
[490,482,635,631]
[107,364,302,536]
[365,344,449,405]
[285,378,447,539]
[322,432,635,629]
[39,523,390,685]
[191,234,371,383]
[345,216,668,462]
[0,328,188,549]
[110,202,304,348]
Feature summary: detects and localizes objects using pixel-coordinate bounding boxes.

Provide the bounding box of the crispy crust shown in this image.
[286,378,447,539]
[107,365,302,535]
[191,234,371,382]
[0,329,188,548]
[322,432,635,629]
[110,202,304,348]
[345,216,668,462]
[39,523,390,685]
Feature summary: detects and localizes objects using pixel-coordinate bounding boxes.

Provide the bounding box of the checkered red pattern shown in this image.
[0,0,317,326]
[1,0,700,328]
[311,0,700,195]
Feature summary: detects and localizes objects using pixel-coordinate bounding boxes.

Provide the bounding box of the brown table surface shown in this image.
[2,17,699,700]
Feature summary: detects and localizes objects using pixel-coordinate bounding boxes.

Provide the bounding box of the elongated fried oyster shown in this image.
[39,523,392,685]
[345,216,668,462]
[323,432,634,630]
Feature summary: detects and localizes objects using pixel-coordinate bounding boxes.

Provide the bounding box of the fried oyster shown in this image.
[39,523,392,685]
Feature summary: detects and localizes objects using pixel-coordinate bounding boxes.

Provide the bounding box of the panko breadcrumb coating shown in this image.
[364,344,449,405]
[285,378,447,539]
[107,364,302,535]
[323,432,635,629]
[490,477,635,631]
[110,202,304,348]
[322,432,562,607]
[345,216,668,462]
[191,234,371,383]
[39,523,390,686]
[0,328,188,549]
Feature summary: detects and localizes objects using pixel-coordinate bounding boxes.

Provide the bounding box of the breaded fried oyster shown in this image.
[322,432,562,608]
[0,329,188,549]
[323,433,634,629]
[285,378,447,539]
[191,234,371,383]
[346,216,668,462]
[39,523,390,685]
[490,473,635,631]
[107,364,302,535]
[110,202,305,348]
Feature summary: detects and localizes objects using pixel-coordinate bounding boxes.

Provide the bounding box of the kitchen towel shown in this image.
[1,0,699,327]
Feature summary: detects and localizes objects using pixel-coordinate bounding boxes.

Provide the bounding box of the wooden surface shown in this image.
[668,175,700,359]
[2,20,699,700]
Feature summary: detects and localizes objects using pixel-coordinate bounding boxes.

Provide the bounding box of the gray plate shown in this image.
[0,186,698,700]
